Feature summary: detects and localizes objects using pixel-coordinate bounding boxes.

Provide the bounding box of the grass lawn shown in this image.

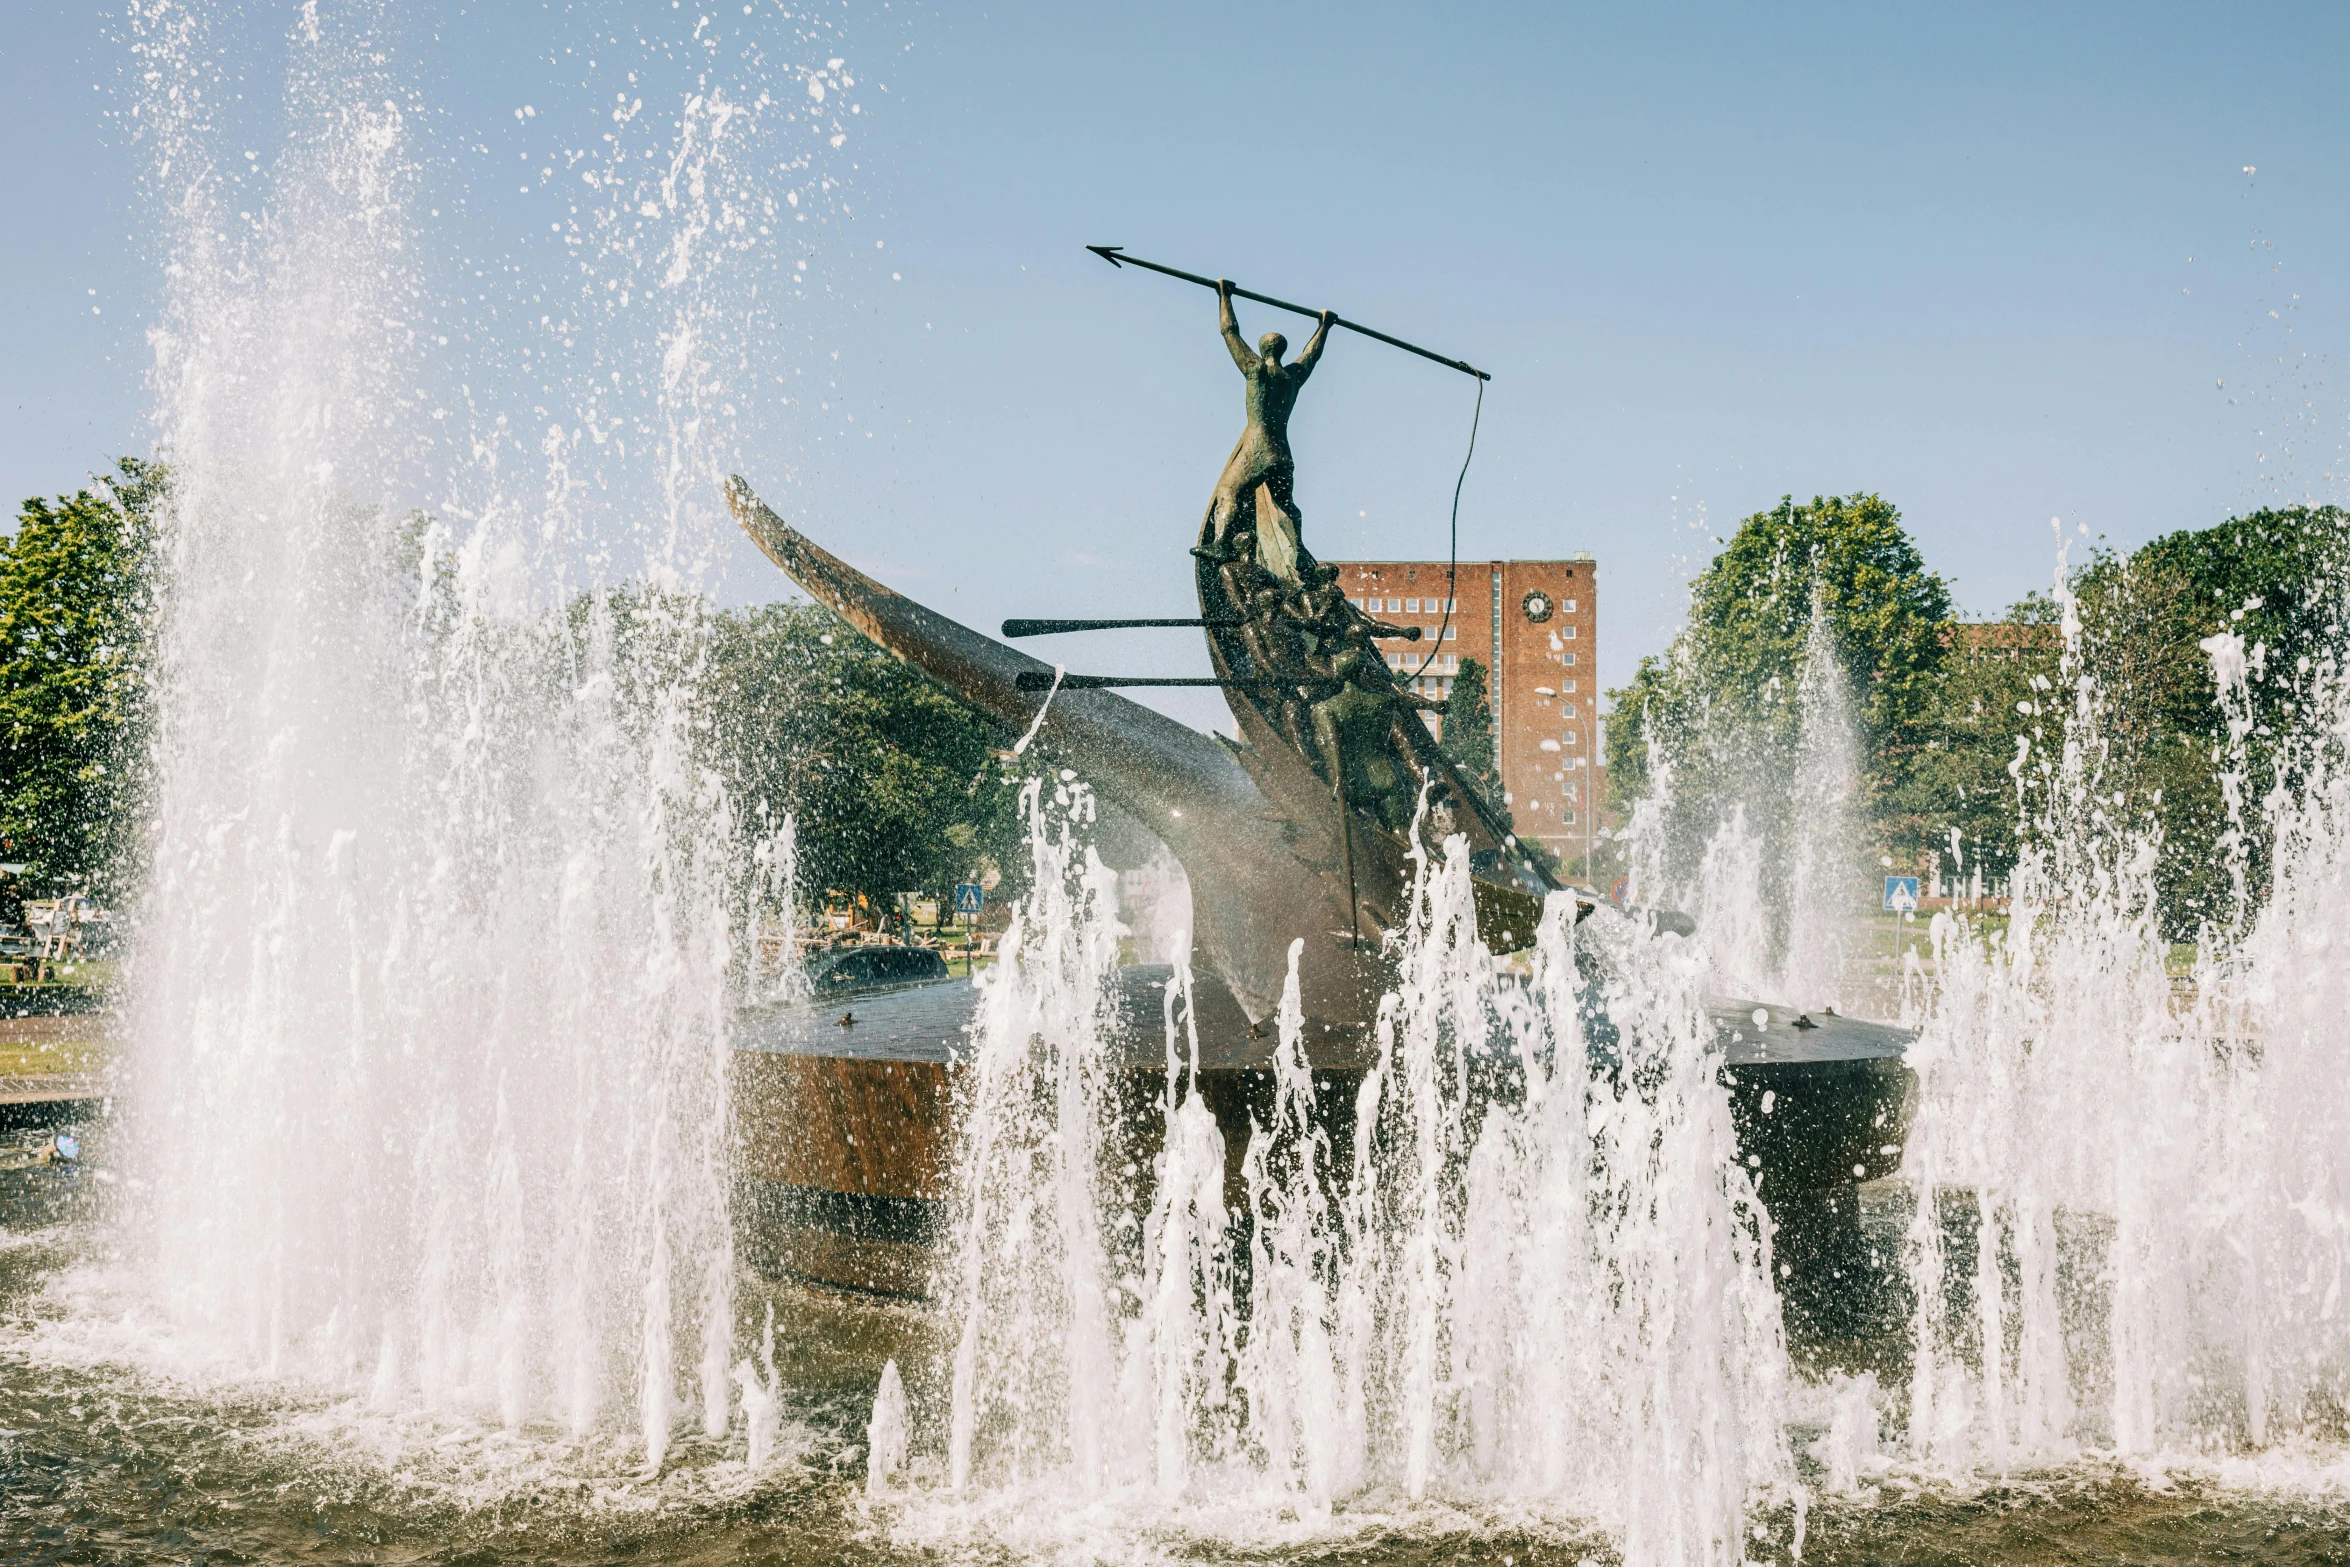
[0,1015,111,1079]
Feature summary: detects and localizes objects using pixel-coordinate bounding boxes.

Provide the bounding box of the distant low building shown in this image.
[1325,557,1604,873]
[1950,621,2057,656]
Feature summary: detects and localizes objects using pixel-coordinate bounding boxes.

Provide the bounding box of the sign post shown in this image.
[1883,875,1919,972]
[953,883,984,958]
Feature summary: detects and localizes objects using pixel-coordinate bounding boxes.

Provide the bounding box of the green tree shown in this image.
[699,602,1027,918]
[0,458,163,898]
[2072,506,2348,932]
[1439,656,1502,804]
[1881,601,2059,891]
[1873,506,2348,931]
[1606,493,1952,851]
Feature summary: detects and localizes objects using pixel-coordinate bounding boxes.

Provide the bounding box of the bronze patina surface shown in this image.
[723,286,1913,1303]
[727,476,1400,1043]
[1204,279,1334,586]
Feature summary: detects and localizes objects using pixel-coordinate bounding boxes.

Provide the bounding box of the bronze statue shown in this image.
[1204,279,1335,587]
[717,259,1918,1310]
[1185,289,1455,820]
[1309,647,1449,831]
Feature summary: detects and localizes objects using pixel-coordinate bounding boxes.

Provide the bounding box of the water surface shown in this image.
[7,1128,2342,1567]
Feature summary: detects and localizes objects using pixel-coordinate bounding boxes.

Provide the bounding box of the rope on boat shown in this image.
[1406,377,1484,683]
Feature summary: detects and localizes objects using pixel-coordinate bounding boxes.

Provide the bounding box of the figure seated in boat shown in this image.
[1206,540,1426,768]
[1310,646,1449,833]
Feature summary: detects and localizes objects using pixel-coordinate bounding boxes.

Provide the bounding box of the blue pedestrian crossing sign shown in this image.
[1883,875,1920,912]
[953,883,985,916]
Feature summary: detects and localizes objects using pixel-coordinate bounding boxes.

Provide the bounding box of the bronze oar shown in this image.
[1014,672,1319,693]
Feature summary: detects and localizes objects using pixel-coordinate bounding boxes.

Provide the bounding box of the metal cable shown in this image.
[1408,377,1483,682]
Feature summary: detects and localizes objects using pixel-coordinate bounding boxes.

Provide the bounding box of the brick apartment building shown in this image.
[1328,557,1601,872]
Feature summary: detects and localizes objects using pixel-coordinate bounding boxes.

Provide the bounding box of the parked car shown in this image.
[803,945,950,995]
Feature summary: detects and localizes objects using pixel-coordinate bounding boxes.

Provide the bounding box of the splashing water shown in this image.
[1779,587,1860,1011]
[1630,591,1866,1011]
[921,785,1798,1559]
[733,1302,783,1472]
[1619,728,1677,915]
[13,5,2343,1562]
[1115,844,1195,966]
[49,0,835,1472]
[940,775,1130,1495]
[1691,804,1773,1000]
[1898,549,2350,1466]
[867,1359,910,1495]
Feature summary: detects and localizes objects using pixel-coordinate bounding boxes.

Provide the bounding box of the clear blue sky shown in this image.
[5,2,2346,730]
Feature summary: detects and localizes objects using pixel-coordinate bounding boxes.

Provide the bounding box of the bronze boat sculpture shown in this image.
[727,282,1913,1313]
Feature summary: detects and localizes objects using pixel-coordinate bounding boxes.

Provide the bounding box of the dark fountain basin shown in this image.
[732,966,1913,1317]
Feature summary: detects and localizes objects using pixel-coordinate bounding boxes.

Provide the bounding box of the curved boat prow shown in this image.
[724,476,1383,1035]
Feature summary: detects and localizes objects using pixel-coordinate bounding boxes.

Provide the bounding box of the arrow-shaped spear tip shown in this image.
[1086,244,1125,267]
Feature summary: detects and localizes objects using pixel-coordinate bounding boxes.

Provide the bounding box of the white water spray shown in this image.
[1898,549,2350,1463]
[1691,806,1773,1000]
[735,1302,782,1472]
[112,0,830,1467]
[868,1359,911,1495]
[926,792,1797,1559]
[1779,589,1860,1011]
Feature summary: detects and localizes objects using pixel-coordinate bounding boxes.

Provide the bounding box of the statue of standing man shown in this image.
[1203,280,1335,587]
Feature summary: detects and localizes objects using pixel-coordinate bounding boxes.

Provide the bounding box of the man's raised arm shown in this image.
[1293,308,1338,378]
[1217,279,1259,371]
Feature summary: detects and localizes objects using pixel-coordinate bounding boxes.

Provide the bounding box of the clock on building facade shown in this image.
[1520,589,1554,623]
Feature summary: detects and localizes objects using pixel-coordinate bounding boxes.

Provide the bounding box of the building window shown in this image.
[1444,653,1458,669]
[1349,597,1363,610]
[1563,599,1577,613]
[1561,811,1576,825]
[1404,597,1420,613]
[1443,625,1458,640]
[1562,625,1577,639]
[1563,730,1578,745]
[1387,597,1402,612]
[1562,653,1577,666]
[1491,574,1504,715]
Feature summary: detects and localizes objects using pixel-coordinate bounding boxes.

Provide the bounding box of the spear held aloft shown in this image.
[1087,246,1491,382]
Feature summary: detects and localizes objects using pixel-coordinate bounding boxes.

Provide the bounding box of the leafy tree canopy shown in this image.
[1798,504,2348,932]
[1874,597,2058,887]
[0,458,164,899]
[1607,493,1951,843]
[2067,506,2349,931]
[698,601,1028,915]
